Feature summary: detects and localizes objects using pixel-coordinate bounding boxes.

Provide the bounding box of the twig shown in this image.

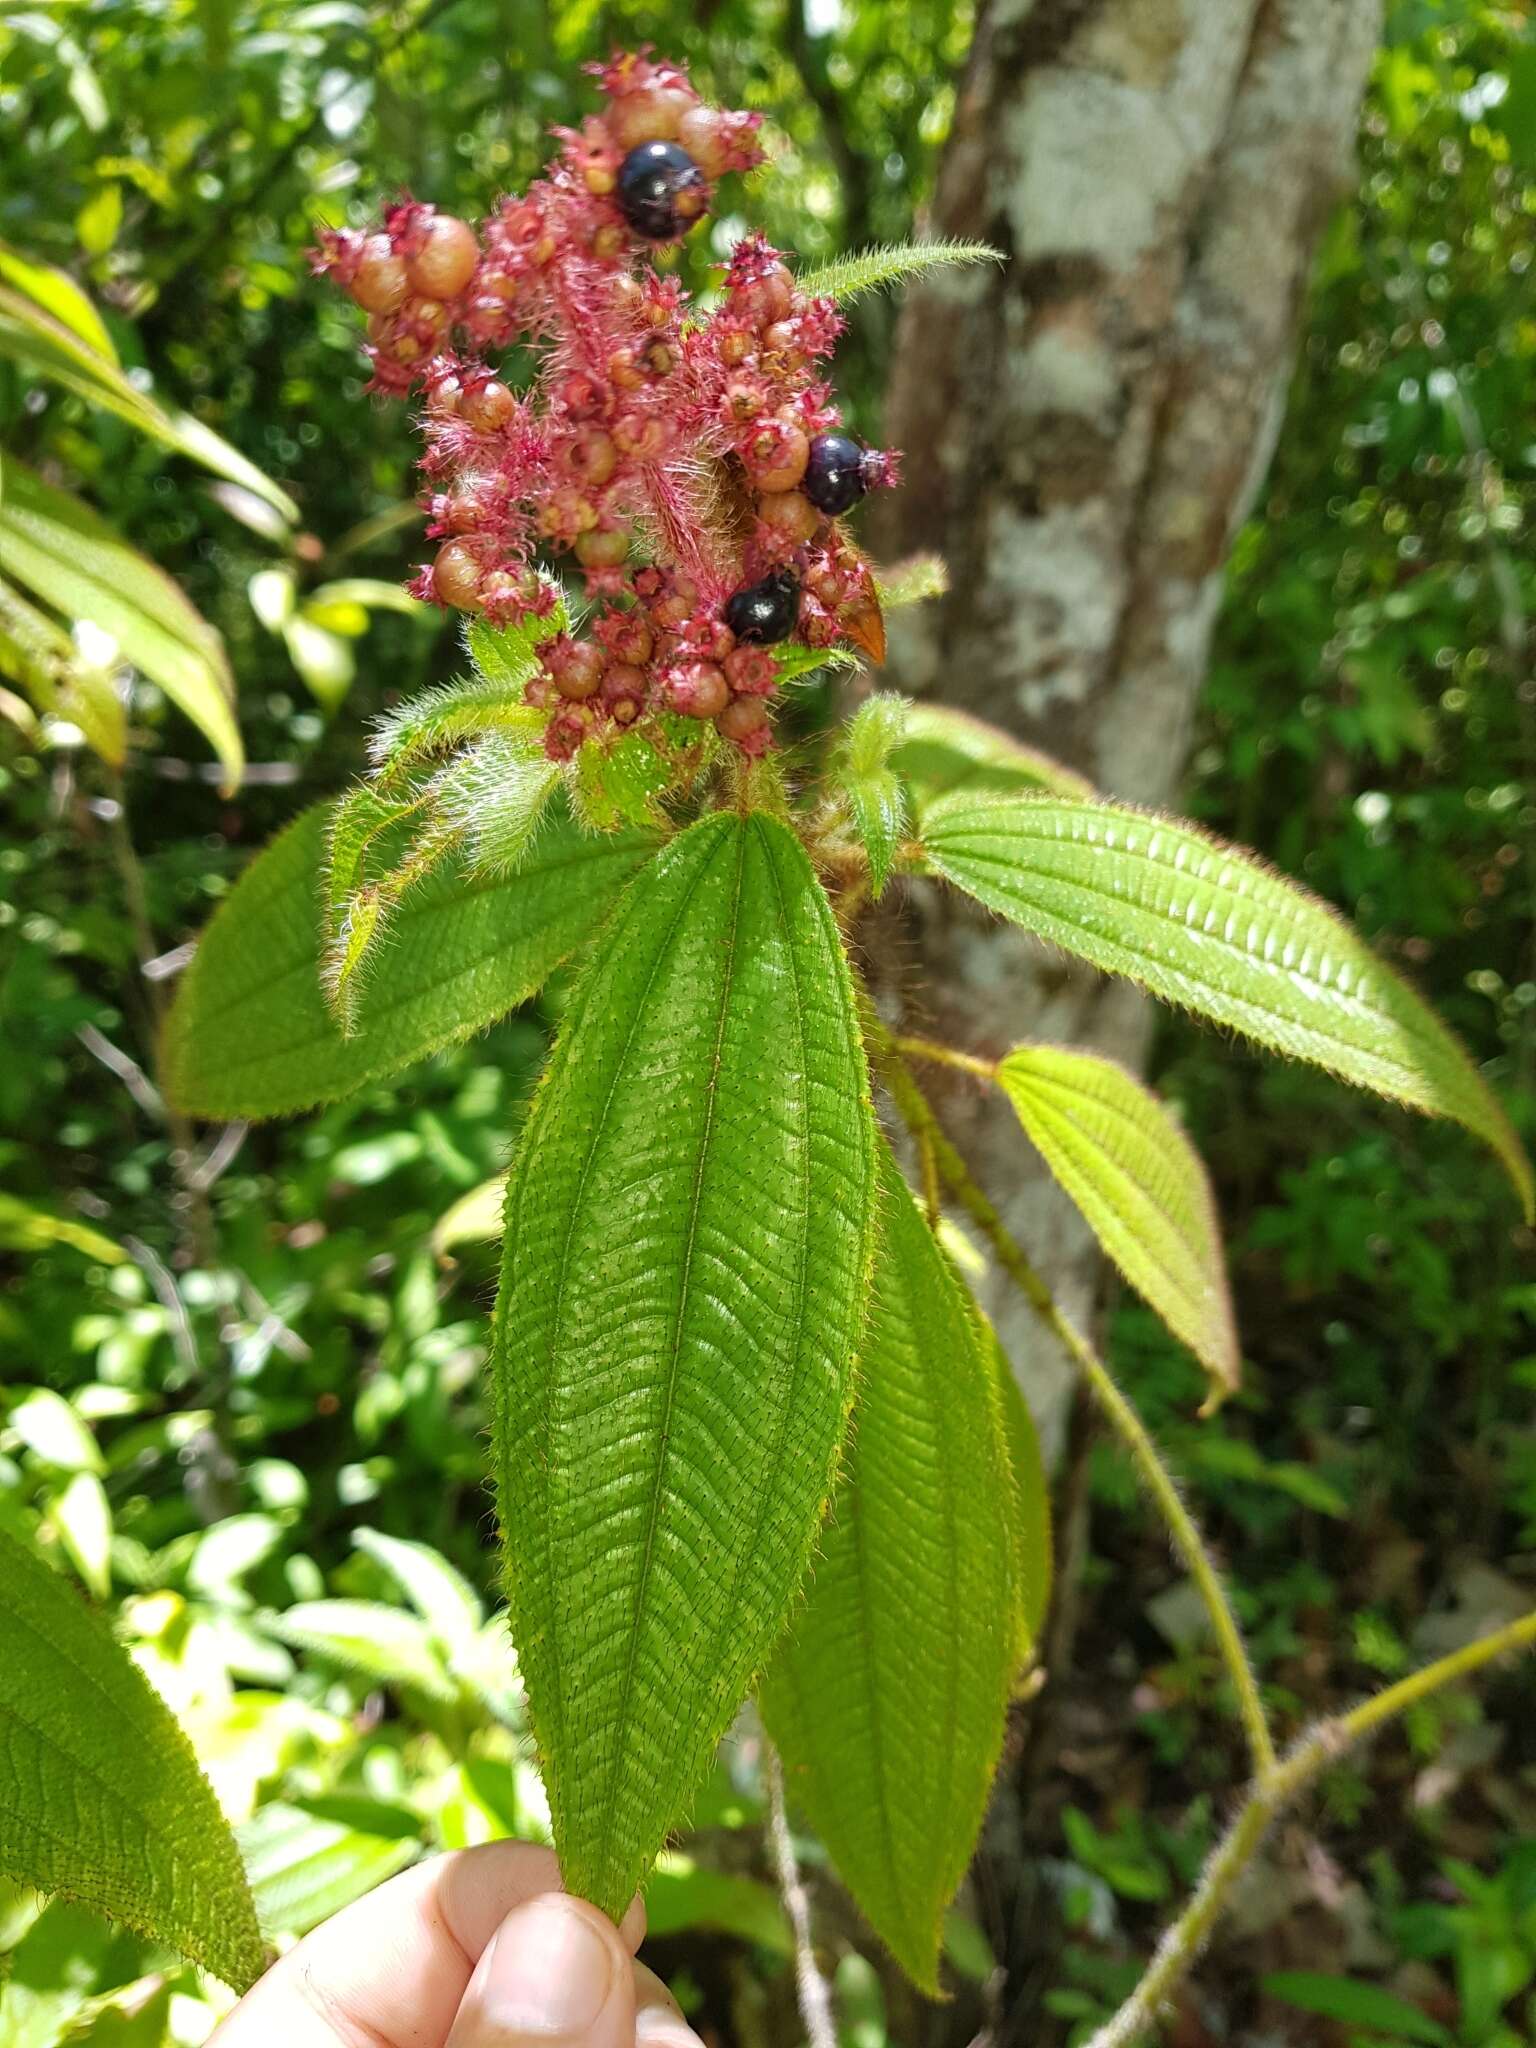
[76,1023,164,1121]
[1084,1610,1536,2048]
[765,1744,837,2048]
[865,1002,1278,1783]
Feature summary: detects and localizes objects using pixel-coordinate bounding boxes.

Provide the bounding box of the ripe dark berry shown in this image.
[803,432,868,517]
[616,141,707,241]
[723,570,800,646]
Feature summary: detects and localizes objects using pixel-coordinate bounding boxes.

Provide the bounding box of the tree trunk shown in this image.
[870,0,1381,1455]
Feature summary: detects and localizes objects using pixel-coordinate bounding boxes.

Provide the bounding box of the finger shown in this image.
[445,1893,635,2048]
[633,1962,706,2048]
[212,1841,644,2047]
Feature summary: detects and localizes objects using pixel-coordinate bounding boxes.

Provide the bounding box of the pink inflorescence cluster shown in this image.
[313,51,898,759]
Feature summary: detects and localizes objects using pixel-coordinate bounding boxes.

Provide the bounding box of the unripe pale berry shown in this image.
[407,214,480,298]
[743,422,809,492]
[601,662,648,716]
[551,641,605,701]
[352,235,409,314]
[716,695,771,749]
[610,83,696,150]
[678,103,734,177]
[566,428,618,485]
[757,489,820,545]
[662,661,729,719]
[613,412,668,459]
[433,540,484,610]
[575,526,629,568]
[724,645,778,695]
[462,379,515,433]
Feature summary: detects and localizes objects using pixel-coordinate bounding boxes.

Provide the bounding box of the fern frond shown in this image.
[796,240,1002,306]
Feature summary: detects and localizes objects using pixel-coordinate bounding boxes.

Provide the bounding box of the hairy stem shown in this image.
[764,1743,837,2048]
[864,1005,1278,1781]
[1085,1610,1536,2048]
[892,1032,998,1082]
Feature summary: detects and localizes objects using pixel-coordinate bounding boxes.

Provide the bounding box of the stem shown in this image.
[865,1006,1278,1782]
[893,1032,998,1082]
[1085,1610,1536,2048]
[764,1744,837,2048]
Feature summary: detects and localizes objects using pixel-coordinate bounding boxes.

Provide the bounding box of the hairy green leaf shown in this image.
[463,594,566,687]
[0,1528,264,1988]
[874,555,949,611]
[796,240,1003,305]
[493,810,876,1916]
[834,696,911,897]
[432,733,562,874]
[759,1150,1018,1991]
[895,704,1095,806]
[983,1328,1054,1651]
[368,674,544,774]
[0,457,242,790]
[923,792,1533,1216]
[164,800,655,1120]
[997,1045,1239,1402]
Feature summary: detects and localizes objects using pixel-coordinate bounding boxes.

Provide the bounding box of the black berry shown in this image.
[724,570,801,646]
[803,432,868,517]
[616,141,706,241]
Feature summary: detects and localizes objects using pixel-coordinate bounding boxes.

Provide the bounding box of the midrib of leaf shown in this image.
[591,822,745,1875]
[509,823,734,1800]
[1016,1069,1216,1319]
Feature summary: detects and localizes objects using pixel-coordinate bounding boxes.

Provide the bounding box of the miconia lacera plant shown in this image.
[164,52,1535,2010]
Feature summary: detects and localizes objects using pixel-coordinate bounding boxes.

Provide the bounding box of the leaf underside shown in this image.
[0,1528,265,1989]
[985,1327,1054,1649]
[923,792,1533,1218]
[492,809,876,1917]
[997,1044,1240,1401]
[759,1149,1019,1992]
[164,799,655,1119]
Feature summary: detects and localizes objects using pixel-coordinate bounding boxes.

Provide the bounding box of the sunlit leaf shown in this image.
[493,810,877,1916]
[0,457,242,790]
[0,1528,264,1987]
[894,703,1095,806]
[923,792,1533,1217]
[759,1149,1018,1991]
[263,1600,456,1703]
[238,1801,418,1939]
[996,1044,1239,1403]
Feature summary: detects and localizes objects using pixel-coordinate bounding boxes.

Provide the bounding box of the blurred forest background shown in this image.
[2,2,1536,2044]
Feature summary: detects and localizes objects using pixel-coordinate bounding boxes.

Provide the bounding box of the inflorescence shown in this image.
[313,51,898,762]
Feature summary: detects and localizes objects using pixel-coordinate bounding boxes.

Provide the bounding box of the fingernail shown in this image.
[481,1895,616,2036]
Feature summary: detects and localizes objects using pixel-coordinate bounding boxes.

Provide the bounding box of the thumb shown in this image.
[446,1892,636,2047]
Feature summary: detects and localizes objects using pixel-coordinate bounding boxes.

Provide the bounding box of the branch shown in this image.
[765,1743,837,2048]
[864,1001,1278,1782]
[1085,1610,1536,2048]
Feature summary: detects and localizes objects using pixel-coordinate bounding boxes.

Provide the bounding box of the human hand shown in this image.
[210,1840,702,2047]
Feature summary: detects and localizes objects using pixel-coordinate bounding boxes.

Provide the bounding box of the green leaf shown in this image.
[835,695,911,897]
[164,799,655,1120]
[644,1854,792,1955]
[352,1528,484,1656]
[572,727,674,830]
[262,1599,456,1703]
[432,733,563,873]
[0,242,117,359]
[49,1470,112,1599]
[758,1149,1018,1991]
[996,1045,1239,1403]
[0,570,129,766]
[894,704,1095,806]
[0,457,242,791]
[795,240,1003,305]
[923,792,1533,1218]
[985,1329,1054,1651]
[874,555,949,611]
[0,1194,125,1265]
[432,1171,508,1254]
[1262,1972,1452,2044]
[463,595,566,687]
[493,810,876,1916]
[7,1387,103,1472]
[0,1527,264,1988]
[368,674,543,775]
[238,1801,419,1939]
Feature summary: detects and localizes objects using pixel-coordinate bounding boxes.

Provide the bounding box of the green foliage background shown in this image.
[1,2,1534,2041]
